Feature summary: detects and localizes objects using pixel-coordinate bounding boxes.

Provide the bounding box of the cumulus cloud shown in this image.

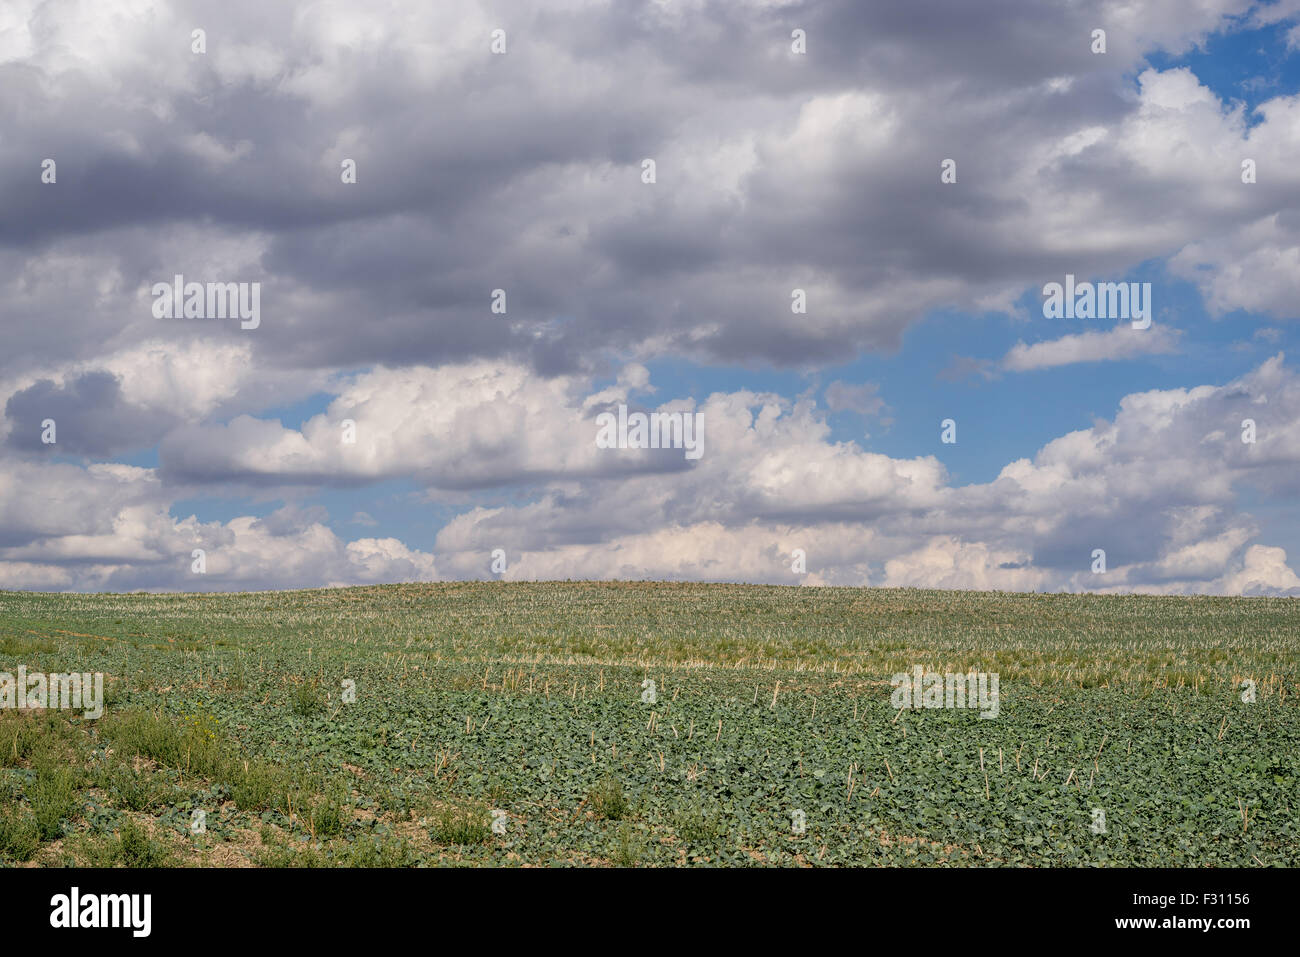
[1171,213,1300,318]
[0,497,437,592]
[2,348,1298,594]
[135,353,1292,596]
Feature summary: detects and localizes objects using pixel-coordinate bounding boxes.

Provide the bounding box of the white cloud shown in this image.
[1002,325,1181,371]
[1171,214,1300,318]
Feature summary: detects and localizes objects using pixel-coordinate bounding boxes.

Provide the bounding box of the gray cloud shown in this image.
[5,371,177,456]
[2,0,1289,384]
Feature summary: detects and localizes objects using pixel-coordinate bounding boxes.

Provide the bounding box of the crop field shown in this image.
[0,582,1297,868]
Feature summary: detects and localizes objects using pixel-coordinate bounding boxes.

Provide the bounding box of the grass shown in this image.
[291,679,324,717]
[589,775,630,821]
[96,762,171,812]
[111,818,172,868]
[0,581,1295,867]
[0,807,40,862]
[429,805,492,846]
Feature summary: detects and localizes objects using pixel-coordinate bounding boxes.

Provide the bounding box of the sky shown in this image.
[2,0,1300,595]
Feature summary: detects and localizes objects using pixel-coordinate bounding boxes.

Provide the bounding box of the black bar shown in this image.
[3,866,1278,943]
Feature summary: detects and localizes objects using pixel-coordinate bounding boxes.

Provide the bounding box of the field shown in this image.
[0,582,1297,867]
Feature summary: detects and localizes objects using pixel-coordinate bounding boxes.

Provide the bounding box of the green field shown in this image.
[1,582,1297,867]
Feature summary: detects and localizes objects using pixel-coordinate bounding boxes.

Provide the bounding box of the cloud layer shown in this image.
[2,0,1299,594]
